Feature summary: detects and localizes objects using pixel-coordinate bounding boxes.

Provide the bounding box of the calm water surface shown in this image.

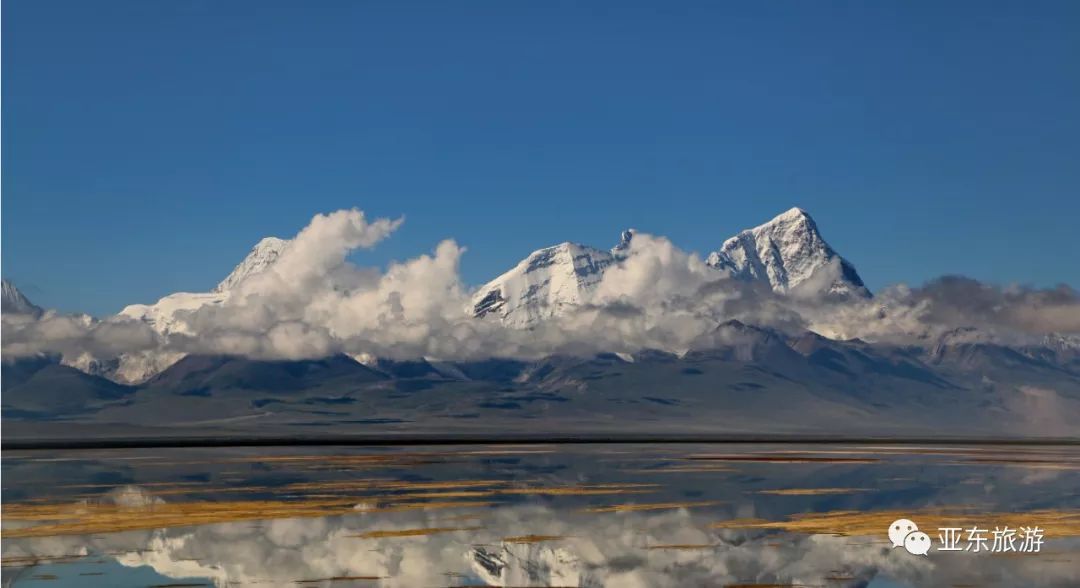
[2,443,1078,587]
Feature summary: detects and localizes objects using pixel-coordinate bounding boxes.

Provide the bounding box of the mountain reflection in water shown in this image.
[2,443,1078,587]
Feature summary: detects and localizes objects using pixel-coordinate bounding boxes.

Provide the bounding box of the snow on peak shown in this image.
[119,236,289,341]
[112,235,292,382]
[775,206,810,221]
[1,279,43,317]
[213,236,290,293]
[473,208,869,327]
[612,228,636,256]
[706,207,869,298]
[119,291,226,336]
[471,241,617,327]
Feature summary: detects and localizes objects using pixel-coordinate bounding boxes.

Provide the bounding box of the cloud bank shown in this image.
[3,208,1078,369]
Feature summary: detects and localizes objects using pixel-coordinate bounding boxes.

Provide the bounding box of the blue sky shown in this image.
[3,0,1078,315]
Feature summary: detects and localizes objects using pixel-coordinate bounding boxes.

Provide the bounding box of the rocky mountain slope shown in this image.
[1,279,43,318]
[4,324,1078,438]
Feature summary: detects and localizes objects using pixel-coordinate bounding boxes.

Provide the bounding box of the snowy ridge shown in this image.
[468,544,584,587]
[119,291,227,336]
[612,228,635,257]
[1,279,43,318]
[473,208,869,327]
[108,238,293,382]
[120,237,290,335]
[471,241,617,328]
[213,237,290,293]
[706,207,869,297]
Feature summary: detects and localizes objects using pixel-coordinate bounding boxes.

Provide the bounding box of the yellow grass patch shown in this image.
[350,526,482,539]
[710,509,1080,537]
[2,498,494,538]
[582,500,721,513]
[756,488,872,496]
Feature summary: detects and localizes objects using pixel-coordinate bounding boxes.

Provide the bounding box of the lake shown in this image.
[3,443,1078,587]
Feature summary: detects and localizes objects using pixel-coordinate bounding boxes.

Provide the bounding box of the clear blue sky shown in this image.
[4,0,1078,315]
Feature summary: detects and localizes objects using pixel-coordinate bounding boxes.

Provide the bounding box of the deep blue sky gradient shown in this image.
[4,0,1079,314]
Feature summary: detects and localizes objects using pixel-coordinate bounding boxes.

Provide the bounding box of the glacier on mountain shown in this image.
[706,207,868,298]
[472,207,868,327]
[212,237,290,293]
[119,237,291,336]
[471,242,617,328]
[102,238,292,382]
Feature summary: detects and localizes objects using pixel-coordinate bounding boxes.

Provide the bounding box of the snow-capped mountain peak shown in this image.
[473,209,869,327]
[111,235,294,382]
[706,207,869,298]
[612,228,635,256]
[119,236,291,337]
[472,240,617,327]
[213,236,290,293]
[1,279,43,318]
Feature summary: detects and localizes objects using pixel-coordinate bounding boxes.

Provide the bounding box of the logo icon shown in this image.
[904,531,932,555]
[889,518,931,555]
[888,518,918,548]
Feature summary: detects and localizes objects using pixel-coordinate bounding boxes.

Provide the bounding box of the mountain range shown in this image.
[8,206,872,381]
[470,208,868,327]
[5,315,1078,439]
[113,207,869,341]
[3,208,1078,439]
